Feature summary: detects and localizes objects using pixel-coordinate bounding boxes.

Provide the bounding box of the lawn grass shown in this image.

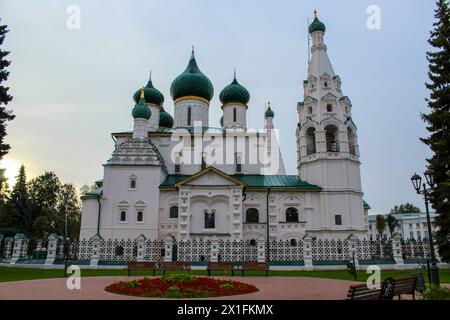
[1,266,449,283]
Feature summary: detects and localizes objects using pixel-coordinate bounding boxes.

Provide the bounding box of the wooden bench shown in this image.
[127,261,158,276]
[384,276,418,300]
[241,261,269,276]
[207,262,235,276]
[346,283,385,300]
[159,261,191,275]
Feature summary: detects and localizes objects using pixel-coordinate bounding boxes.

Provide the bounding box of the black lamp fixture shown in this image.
[424,168,435,188]
[410,173,422,194]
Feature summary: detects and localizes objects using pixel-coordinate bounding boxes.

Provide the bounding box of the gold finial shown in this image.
[140,87,145,99]
[313,9,317,18]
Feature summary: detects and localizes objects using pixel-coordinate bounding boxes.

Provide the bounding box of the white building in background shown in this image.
[368,213,439,240]
[80,13,370,242]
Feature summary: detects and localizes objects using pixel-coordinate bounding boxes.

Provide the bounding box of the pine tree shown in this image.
[0,19,15,160]
[0,164,30,235]
[421,0,450,262]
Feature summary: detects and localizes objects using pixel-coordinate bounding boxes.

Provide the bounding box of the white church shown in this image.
[80,13,370,243]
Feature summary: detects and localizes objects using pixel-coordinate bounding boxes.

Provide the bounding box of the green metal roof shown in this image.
[133,75,164,106]
[264,106,274,118]
[132,96,151,120]
[170,48,214,101]
[219,73,250,105]
[363,200,371,209]
[160,174,321,190]
[309,16,326,34]
[159,107,174,128]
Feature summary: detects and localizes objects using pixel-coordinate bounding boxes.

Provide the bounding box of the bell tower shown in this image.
[296,11,366,236]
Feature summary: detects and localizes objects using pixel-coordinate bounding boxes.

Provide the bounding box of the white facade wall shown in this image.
[222,104,247,129]
[174,99,209,127]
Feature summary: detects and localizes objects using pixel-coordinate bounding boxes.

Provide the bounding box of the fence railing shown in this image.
[0,233,438,267]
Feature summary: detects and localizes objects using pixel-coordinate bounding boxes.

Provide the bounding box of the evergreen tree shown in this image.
[421,0,450,262]
[0,165,30,235]
[56,183,81,239]
[0,19,15,160]
[389,203,421,214]
[375,215,386,239]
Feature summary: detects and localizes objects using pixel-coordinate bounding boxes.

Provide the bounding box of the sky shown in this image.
[0,0,438,214]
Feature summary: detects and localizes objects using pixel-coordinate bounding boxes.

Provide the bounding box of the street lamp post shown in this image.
[411,170,440,285]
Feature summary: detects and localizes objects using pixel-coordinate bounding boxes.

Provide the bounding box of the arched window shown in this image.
[324,81,328,88]
[187,107,192,126]
[286,207,299,222]
[129,175,137,189]
[137,211,143,222]
[308,106,313,114]
[246,208,259,223]
[233,107,237,122]
[120,211,126,222]
[306,127,316,155]
[347,127,356,155]
[169,206,179,219]
[205,211,215,229]
[290,239,297,246]
[325,124,339,152]
[235,154,242,173]
[326,104,333,112]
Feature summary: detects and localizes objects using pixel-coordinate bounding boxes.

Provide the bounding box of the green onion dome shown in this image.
[170,48,214,102]
[133,73,164,106]
[159,107,174,128]
[265,105,274,118]
[219,72,250,105]
[308,11,326,34]
[132,89,151,120]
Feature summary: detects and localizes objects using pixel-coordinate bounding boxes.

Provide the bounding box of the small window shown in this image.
[175,162,180,173]
[130,179,136,189]
[233,107,237,122]
[290,239,297,246]
[335,214,342,225]
[246,208,259,223]
[137,211,143,222]
[409,231,414,239]
[249,239,257,246]
[205,211,215,229]
[120,211,126,222]
[170,206,179,219]
[417,231,421,239]
[326,104,333,112]
[308,106,313,114]
[187,107,192,126]
[324,81,328,88]
[286,207,299,222]
[345,106,348,113]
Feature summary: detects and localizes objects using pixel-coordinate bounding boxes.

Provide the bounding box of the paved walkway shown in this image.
[0,276,358,300]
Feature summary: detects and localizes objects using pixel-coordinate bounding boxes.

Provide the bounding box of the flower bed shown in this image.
[105,274,258,298]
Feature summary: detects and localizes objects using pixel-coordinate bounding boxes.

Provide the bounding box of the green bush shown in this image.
[122,279,140,288]
[422,285,450,300]
[165,286,182,298]
[220,281,234,290]
[162,273,195,283]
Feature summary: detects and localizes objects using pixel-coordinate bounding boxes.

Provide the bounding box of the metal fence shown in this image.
[0,236,437,266]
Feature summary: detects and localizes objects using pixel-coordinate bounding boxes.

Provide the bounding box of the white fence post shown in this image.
[4,237,13,260]
[136,234,146,262]
[164,235,173,262]
[303,235,313,270]
[210,236,219,262]
[10,233,26,264]
[347,234,359,266]
[45,234,60,265]
[391,233,404,268]
[257,237,266,262]
[89,234,102,266]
